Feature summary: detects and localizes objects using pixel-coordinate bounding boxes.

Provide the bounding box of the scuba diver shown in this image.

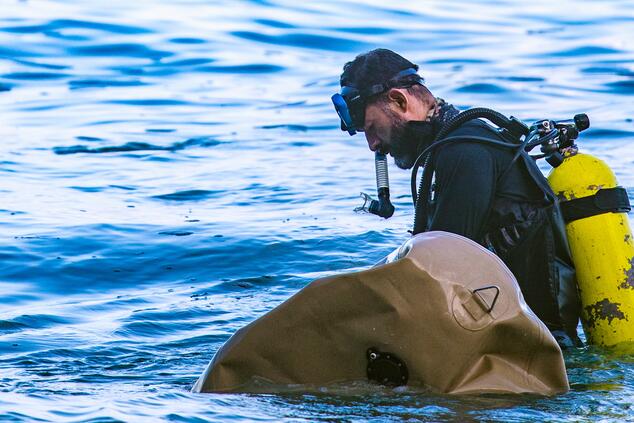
[331,48,582,347]
[194,51,634,395]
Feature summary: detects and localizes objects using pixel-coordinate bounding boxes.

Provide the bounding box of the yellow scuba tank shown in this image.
[548,151,634,347]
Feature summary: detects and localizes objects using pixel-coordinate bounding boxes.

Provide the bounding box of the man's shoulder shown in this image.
[435,133,494,160]
[445,118,503,140]
[435,119,509,162]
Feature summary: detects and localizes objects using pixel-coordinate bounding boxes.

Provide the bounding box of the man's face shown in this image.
[362,89,432,169]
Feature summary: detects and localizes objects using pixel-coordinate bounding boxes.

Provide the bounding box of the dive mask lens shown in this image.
[332,68,423,137]
[331,93,357,135]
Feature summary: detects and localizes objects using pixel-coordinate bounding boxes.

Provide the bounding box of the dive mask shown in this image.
[331,67,424,136]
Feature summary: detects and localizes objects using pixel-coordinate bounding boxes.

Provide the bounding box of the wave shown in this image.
[2,71,70,80]
[158,231,194,236]
[546,45,623,57]
[454,83,508,94]
[168,37,207,44]
[4,57,70,70]
[152,190,223,201]
[231,30,368,51]
[53,137,220,155]
[69,79,147,89]
[0,314,74,335]
[604,80,634,94]
[68,43,172,59]
[1,19,151,35]
[196,64,284,73]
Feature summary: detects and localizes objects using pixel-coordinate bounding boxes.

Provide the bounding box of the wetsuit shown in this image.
[420,119,581,344]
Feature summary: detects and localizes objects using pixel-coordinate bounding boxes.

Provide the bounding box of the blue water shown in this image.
[1,0,634,421]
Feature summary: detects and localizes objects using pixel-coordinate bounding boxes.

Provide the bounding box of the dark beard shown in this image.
[389,120,436,169]
[384,98,459,169]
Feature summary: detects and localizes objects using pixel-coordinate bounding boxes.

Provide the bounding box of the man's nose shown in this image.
[365,133,380,152]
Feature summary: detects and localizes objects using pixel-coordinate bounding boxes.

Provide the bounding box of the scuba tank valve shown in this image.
[355,152,395,218]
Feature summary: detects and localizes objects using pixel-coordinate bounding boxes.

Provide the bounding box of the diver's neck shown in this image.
[425,100,438,121]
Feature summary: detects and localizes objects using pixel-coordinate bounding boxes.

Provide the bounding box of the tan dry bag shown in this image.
[193,231,569,395]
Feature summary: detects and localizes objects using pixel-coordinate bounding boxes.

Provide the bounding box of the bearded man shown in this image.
[332,48,581,347]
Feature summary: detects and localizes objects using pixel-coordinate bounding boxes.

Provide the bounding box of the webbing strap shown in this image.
[559,187,631,223]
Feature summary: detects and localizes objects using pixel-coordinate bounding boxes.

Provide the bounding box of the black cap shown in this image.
[340,48,420,91]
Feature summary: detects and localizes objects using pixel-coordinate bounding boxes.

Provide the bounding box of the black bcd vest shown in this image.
[417,119,582,345]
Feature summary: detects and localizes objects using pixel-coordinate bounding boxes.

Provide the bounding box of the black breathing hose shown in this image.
[411,108,528,235]
[435,107,518,142]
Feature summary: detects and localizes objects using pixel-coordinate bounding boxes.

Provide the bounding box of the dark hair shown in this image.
[340,48,420,90]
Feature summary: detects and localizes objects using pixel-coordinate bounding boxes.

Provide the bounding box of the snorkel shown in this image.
[331,68,423,219]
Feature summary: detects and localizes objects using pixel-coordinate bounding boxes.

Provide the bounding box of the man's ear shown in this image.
[387,88,408,112]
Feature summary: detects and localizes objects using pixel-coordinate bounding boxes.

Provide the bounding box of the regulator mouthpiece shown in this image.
[354,152,395,218]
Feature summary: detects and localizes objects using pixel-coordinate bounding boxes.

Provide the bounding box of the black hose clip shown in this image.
[355,152,395,219]
[355,189,395,219]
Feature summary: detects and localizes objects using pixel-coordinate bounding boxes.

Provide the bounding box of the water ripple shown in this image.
[455,82,509,94]
[0,315,74,336]
[547,45,624,57]
[2,71,71,80]
[231,30,368,51]
[1,19,151,35]
[69,79,147,89]
[152,190,224,201]
[604,80,634,94]
[68,43,172,59]
[4,57,70,70]
[53,137,220,154]
[197,64,285,73]
[2,0,634,421]
[168,37,207,44]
